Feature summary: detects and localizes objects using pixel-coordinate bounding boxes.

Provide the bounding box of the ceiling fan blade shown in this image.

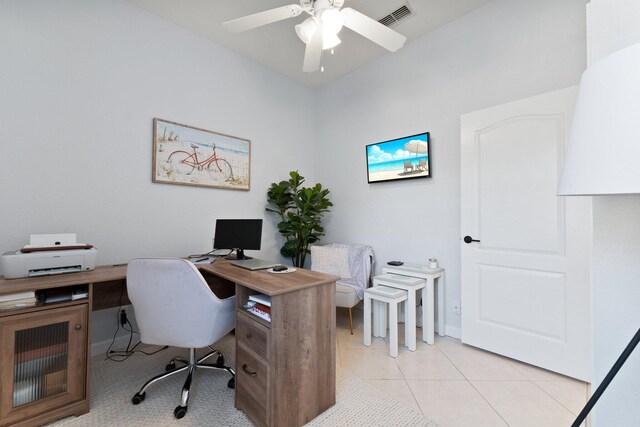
[223,4,303,33]
[340,7,407,52]
[303,26,323,72]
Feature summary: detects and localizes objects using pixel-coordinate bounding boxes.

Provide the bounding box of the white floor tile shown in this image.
[506,358,579,382]
[340,348,404,380]
[471,380,575,427]
[409,380,508,427]
[438,344,527,381]
[533,380,588,415]
[337,318,588,426]
[396,347,465,380]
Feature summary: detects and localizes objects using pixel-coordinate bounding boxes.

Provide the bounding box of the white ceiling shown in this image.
[127,0,492,89]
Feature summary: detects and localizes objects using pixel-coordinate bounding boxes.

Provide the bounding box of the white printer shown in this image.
[1,234,97,279]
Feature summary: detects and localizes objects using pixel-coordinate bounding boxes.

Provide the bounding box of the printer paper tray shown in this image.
[21,244,93,253]
[28,265,83,277]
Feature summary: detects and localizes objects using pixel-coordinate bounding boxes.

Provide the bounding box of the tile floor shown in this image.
[336,307,589,427]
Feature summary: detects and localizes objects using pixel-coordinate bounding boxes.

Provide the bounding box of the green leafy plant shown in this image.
[266,171,333,267]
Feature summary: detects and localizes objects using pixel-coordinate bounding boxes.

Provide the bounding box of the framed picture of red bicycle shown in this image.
[152,118,251,191]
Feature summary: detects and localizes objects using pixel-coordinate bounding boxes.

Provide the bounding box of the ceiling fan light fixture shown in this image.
[320,9,343,35]
[296,16,340,50]
[295,17,317,44]
[322,32,341,50]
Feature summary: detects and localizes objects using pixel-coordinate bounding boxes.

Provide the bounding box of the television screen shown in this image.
[366,132,431,183]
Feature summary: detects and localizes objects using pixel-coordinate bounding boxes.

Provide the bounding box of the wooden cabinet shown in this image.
[0,266,126,426]
[0,303,89,427]
[233,278,336,427]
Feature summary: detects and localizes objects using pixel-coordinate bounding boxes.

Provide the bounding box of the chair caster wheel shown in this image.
[227,377,235,389]
[131,392,146,405]
[166,361,176,371]
[174,405,188,419]
[215,355,225,367]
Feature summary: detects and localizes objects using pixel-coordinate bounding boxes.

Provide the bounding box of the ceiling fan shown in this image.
[223,0,407,72]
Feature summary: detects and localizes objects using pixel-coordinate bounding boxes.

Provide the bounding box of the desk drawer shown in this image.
[236,311,270,361]
[236,343,269,425]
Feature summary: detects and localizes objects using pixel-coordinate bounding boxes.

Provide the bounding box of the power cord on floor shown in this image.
[104,283,167,362]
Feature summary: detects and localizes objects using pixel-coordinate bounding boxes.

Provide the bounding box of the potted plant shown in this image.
[266,171,332,267]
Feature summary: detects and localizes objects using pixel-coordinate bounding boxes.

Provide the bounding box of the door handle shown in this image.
[463,236,480,244]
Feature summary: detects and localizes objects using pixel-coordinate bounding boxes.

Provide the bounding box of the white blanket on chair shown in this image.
[328,243,374,300]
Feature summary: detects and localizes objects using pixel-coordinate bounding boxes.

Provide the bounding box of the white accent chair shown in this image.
[126,258,236,420]
[310,244,374,334]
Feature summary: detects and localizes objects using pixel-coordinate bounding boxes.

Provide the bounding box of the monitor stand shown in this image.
[225,248,253,260]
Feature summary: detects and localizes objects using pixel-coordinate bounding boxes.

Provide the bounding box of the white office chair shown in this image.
[126,258,236,419]
[311,244,374,334]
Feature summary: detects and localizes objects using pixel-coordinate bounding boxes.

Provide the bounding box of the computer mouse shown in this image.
[273,265,288,272]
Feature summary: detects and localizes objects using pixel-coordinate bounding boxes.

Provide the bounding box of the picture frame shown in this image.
[152,118,251,191]
[366,132,431,183]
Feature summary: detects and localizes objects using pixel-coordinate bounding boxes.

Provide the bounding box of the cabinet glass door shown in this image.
[13,321,70,406]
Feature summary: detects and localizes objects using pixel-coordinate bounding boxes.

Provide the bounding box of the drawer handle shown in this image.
[242,364,257,377]
[75,324,82,331]
[246,332,252,339]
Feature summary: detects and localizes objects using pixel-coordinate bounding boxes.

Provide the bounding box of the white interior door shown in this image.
[460,87,592,381]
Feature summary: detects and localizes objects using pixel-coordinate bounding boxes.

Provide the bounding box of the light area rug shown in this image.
[49,334,438,426]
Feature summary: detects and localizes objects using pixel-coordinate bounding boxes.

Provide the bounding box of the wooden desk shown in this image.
[205,262,337,427]
[0,262,337,427]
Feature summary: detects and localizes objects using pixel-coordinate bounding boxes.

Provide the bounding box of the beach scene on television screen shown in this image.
[367,133,429,182]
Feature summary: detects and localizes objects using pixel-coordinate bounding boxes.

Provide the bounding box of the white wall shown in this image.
[0,0,593,353]
[591,197,640,426]
[0,0,316,351]
[315,0,587,336]
[588,1,640,425]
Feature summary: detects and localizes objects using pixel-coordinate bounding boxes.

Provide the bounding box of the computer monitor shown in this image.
[213,219,263,260]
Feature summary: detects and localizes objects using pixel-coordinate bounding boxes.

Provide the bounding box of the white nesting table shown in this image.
[382,263,445,345]
[372,274,426,351]
[364,285,408,358]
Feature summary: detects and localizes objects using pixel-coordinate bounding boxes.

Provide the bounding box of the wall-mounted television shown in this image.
[366,132,431,183]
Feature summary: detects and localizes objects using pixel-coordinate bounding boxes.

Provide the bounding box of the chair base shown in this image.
[131,346,235,419]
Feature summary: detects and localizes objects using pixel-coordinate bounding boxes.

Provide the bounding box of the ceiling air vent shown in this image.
[378,3,414,28]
